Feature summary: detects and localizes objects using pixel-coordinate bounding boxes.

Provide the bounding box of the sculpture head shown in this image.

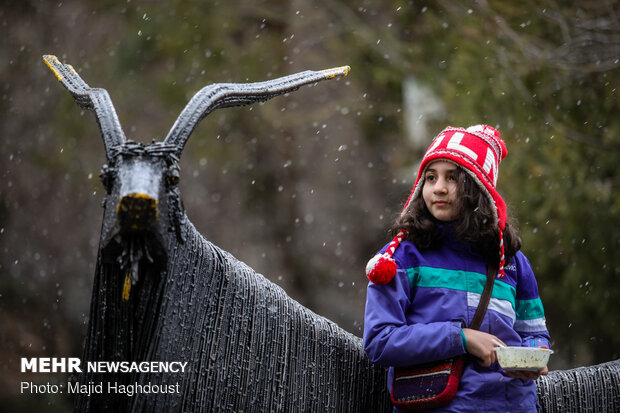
[43,55,349,300]
[97,141,185,300]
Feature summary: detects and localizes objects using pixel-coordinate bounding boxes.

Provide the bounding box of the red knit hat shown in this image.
[366,125,508,284]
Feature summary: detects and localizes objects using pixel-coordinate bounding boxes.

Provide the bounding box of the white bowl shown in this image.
[494,346,553,372]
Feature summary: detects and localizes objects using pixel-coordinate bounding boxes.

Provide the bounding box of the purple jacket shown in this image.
[363,229,550,412]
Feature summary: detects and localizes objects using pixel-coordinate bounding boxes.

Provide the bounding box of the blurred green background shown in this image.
[1,0,618,410]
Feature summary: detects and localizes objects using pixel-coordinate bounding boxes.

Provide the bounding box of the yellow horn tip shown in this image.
[320,65,351,79]
[42,55,64,81]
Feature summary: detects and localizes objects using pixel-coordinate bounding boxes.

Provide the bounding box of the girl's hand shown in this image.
[503,366,548,381]
[462,328,504,367]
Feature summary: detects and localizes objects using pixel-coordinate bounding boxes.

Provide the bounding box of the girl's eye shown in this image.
[447,174,457,181]
[426,175,436,182]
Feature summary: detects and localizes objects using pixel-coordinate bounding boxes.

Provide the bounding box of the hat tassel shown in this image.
[498,231,506,279]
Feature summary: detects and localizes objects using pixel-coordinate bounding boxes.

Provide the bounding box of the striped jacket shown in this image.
[363,228,550,412]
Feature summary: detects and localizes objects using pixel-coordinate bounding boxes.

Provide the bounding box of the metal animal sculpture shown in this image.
[43,55,390,412]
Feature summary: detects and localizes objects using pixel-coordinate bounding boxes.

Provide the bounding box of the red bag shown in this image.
[391,357,464,411]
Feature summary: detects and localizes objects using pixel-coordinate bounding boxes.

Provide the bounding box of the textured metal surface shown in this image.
[537,359,620,413]
[77,223,390,412]
[43,55,126,160]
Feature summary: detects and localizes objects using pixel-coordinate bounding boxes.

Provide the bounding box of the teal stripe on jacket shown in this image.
[406,266,515,304]
[516,297,545,320]
[406,266,545,323]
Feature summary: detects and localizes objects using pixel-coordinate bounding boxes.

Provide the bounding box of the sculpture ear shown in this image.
[43,55,126,161]
[163,66,350,155]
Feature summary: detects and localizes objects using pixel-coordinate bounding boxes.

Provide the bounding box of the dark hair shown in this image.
[392,166,521,264]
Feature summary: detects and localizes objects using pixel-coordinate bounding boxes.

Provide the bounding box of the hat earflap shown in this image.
[365,230,407,284]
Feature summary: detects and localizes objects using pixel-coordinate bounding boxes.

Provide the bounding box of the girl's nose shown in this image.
[434,177,448,193]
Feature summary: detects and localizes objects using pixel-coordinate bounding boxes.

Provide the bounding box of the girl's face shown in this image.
[422,160,459,222]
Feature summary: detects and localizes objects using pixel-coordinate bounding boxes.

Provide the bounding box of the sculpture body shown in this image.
[85,218,390,412]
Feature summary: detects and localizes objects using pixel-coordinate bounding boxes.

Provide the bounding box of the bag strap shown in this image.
[469,264,498,330]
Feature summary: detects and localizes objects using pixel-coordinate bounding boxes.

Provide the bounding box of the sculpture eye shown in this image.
[99,164,117,194]
[166,167,180,186]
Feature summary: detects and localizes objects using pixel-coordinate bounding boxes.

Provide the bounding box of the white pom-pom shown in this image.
[365,253,397,285]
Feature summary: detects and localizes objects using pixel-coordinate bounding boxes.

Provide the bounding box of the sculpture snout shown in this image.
[115,157,163,232]
[117,193,158,231]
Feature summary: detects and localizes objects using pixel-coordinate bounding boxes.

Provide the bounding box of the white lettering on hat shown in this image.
[425,134,444,155]
[447,132,478,160]
[483,147,498,185]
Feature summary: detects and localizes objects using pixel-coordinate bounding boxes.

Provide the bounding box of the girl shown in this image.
[363,125,550,412]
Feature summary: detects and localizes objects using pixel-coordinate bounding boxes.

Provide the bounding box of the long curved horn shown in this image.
[163,66,350,153]
[43,55,126,160]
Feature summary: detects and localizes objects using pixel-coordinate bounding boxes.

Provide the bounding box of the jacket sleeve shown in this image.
[513,252,551,348]
[363,252,466,367]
